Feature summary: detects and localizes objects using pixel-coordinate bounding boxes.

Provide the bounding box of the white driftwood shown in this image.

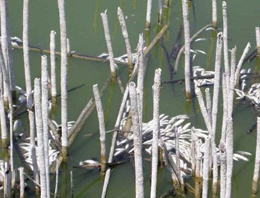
[34,78,47,198]
[129,82,144,198]
[41,55,50,198]
[50,30,57,98]
[58,0,69,157]
[93,84,106,173]
[117,7,133,70]
[150,68,161,198]
[182,0,191,99]
[100,10,116,77]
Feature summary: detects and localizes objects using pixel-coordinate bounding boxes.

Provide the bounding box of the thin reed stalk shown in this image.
[137,34,145,124]
[58,0,69,158]
[93,84,106,174]
[129,82,144,198]
[229,47,236,118]
[100,10,116,78]
[205,88,212,124]
[19,167,25,198]
[117,7,133,71]
[70,171,74,198]
[50,30,57,100]
[182,0,191,99]
[41,55,50,198]
[219,141,227,198]
[256,27,260,56]
[225,117,233,198]
[234,42,251,84]
[145,0,152,29]
[0,88,8,147]
[202,137,210,198]
[222,1,229,77]
[252,117,260,195]
[0,0,16,100]
[150,68,161,198]
[212,0,217,28]
[221,73,228,142]
[66,38,70,55]
[34,78,47,198]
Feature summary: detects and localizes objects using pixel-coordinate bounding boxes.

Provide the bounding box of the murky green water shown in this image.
[7,0,260,197]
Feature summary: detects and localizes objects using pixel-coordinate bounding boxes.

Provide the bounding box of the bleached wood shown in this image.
[150,68,161,198]
[129,82,144,198]
[93,84,106,173]
[256,27,260,55]
[145,0,152,29]
[100,10,116,78]
[212,0,217,28]
[202,137,210,198]
[182,0,191,99]
[19,167,25,198]
[50,30,57,98]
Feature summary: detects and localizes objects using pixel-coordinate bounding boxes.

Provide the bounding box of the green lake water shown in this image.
[6,0,260,197]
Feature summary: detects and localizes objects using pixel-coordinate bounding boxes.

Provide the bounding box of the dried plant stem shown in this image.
[34,78,47,198]
[129,82,144,198]
[252,117,260,195]
[41,55,50,198]
[145,0,152,30]
[117,7,133,71]
[202,137,210,198]
[256,27,260,55]
[182,0,191,99]
[19,167,25,198]
[0,88,8,147]
[0,0,15,100]
[150,68,161,198]
[221,74,228,142]
[137,34,145,124]
[234,42,251,84]
[222,2,229,77]
[93,84,106,174]
[205,88,212,123]
[212,0,217,28]
[225,118,233,198]
[50,30,57,99]
[100,10,116,78]
[58,0,69,158]
[54,160,59,198]
[219,141,227,198]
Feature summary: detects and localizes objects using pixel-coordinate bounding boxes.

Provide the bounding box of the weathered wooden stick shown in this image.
[229,46,236,118]
[221,73,228,142]
[93,84,107,174]
[137,34,145,124]
[100,10,116,78]
[256,27,260,56]
[129,82,144,198]
[202,137,210,198]
[205,88,212,124]
[252,117,260,195]
[66,38,70,55]
[117,7,133,71]
[34,78,47,198]
[19,167,25,198]
[145,0,152,30]
[225,117,233,198]
[50,30,57,99]
[0,88,8,147]
[41,55,50,198]
[58,0,69,158]
[0,0,16,99]
[150,68,161,198]
[211,32,222,138]
[182,0,191,99]
[234,42,251,84]
[174,23,211,71]
[212,0,217,28]
[222,2,229,78]
[219,140,227,198]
